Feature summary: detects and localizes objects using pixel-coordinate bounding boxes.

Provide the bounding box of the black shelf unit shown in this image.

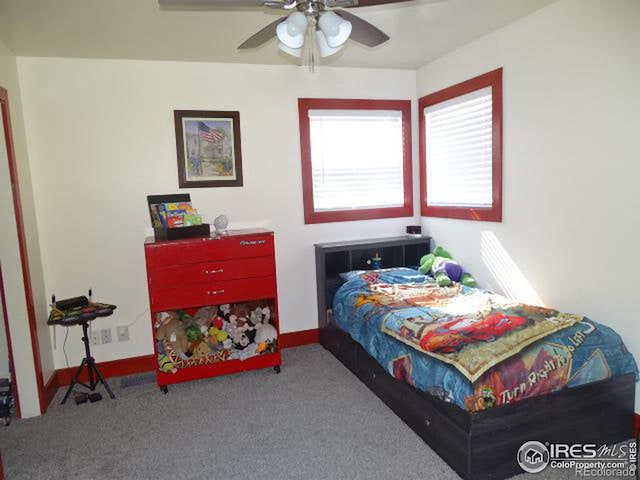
[314,235,431,330]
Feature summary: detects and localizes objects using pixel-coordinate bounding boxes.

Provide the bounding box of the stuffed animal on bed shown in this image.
[419,246,477,288]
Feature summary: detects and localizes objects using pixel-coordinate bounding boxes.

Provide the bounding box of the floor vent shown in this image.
[120,373,156,388]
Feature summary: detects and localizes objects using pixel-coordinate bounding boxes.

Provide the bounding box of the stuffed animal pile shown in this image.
[155,301,278,372]
[418,246,477,288]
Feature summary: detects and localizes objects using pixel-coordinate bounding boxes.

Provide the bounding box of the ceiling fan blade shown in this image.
[323,0,359,6]
[159,0,267,9]
[347,0,415,6]
[238,16,287,49]
[334,9,389,47]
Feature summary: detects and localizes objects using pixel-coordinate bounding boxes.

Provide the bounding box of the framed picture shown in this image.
[174,110,243,188]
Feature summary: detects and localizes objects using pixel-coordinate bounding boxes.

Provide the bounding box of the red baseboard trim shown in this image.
[280,328,320,348]
[55,354,157,387]
[42,372,59,410]
[45,328,320,393]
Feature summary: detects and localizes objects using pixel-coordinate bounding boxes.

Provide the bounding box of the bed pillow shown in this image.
[340,267,430,284]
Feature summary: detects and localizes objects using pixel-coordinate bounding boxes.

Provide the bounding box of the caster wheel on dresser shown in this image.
[273,366,281,374]
[160,385,169,394]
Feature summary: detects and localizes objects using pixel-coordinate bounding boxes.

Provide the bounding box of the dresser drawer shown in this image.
[150,276,277,311]
[148,256,275,288]
[145,234,274,267]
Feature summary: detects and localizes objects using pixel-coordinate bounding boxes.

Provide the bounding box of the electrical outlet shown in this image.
[101,328,112,344]
[90,330,100,346]
[117,325,129,342]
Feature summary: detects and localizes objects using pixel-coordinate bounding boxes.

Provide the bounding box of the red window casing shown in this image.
[298,98,414,224]
[419,68,503,222]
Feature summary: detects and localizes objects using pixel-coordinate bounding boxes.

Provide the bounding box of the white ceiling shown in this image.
[0,0,556,69]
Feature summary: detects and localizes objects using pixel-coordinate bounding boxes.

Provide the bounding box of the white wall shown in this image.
[417,0,640,409]
[0,39,53,418]
[16,58,418,370]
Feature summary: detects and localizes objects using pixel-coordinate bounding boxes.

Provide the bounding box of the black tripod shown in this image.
[61,319,116,404]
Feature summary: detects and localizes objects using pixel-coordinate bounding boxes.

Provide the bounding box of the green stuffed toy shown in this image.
[419,246,477,288]
[157,353,177,373]
[184,324,203,343]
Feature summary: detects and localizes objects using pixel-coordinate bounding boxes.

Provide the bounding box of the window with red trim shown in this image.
[419,68,503,222]
[298,98,413,224]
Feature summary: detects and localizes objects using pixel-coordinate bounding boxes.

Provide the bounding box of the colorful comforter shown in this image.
[333,268,638,411]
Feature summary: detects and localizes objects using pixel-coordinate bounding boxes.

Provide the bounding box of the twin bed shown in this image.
[315,236,637,480]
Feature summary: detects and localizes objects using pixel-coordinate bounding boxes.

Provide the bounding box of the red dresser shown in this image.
[144,228,281,389]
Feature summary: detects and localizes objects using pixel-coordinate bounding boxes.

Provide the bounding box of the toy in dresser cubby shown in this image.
[144,229,282,393]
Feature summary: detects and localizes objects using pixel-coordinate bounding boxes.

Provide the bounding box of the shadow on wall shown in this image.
[480,231,544,306]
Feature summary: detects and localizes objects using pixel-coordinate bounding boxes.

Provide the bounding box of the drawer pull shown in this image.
[205,269,224,275]
[207,289,225,295]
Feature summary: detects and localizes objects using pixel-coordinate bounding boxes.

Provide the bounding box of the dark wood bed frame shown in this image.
[315,236,636,480]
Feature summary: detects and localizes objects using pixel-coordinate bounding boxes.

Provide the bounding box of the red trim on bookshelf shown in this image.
[280,328,320,348]
[1,86,46,415]
[46,329,321,394]
[419,68,503,222]
[298,98,414,224]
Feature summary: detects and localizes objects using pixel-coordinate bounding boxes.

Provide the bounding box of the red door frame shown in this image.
[0,264,20,417]
[0,86,46,416]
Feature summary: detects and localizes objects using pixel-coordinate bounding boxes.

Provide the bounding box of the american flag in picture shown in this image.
[198,121,224,144]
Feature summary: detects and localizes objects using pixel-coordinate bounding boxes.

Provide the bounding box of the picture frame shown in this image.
[174,110,243,188]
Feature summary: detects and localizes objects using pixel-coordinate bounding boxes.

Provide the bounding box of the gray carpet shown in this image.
[0,345,631,479]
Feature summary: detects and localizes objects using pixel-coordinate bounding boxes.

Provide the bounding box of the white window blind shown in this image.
[309,109,404,212]
[425,87,493,208]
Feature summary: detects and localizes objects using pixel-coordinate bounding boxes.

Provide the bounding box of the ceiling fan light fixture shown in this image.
[278,42,303,58]
[318,11,352,48]
[276,11,308,49]
[315,30,343,58]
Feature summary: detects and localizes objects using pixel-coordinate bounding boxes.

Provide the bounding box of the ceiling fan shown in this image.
[159,0,419,69]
